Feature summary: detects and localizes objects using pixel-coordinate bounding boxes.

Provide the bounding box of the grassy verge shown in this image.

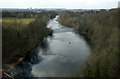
[58,9,118,77]
[2,12,55,72]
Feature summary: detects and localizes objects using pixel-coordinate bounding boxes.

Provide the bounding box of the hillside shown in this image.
[2,12,56,72]
[58,9,119,77]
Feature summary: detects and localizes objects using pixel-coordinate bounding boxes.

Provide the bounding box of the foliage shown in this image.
[58,9,118,77]
[2,12,55,72]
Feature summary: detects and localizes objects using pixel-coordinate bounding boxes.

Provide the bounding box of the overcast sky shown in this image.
[0,0,119,9]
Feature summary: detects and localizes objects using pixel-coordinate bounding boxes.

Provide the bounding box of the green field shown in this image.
[2,18,35,28]
[0,19,1,23]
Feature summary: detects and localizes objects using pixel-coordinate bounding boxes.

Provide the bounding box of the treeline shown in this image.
[2,12,38,18]
[2,11,57,18]
[58,9,118,77]
[2,11,56,72]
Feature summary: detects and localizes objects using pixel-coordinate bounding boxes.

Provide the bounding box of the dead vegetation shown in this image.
[58,9,118,77]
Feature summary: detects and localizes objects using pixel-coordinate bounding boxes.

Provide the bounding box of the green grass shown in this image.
[3,18,35,24]
[0,19,2,23]
[2,18,35,28]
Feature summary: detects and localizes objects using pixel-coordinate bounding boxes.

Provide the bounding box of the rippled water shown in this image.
[10,16,90,77]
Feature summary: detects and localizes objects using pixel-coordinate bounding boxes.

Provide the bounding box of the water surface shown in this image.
[31,16,90,77]
[11,16,90,77]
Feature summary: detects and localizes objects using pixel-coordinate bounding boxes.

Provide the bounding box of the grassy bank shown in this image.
[58,9,118,77]
[2,12,56,72]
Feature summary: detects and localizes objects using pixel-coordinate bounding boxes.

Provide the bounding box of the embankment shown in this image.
[2,12,56,73]
[58,9,118,77]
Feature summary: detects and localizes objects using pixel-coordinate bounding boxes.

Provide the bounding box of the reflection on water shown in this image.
[10,15,90,77]
[31,16,90,77]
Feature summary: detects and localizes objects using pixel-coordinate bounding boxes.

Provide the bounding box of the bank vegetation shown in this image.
[58,9,119,77]
[2,11,56,72]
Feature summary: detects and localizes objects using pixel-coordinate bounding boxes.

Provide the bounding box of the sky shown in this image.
[0,0,119,9]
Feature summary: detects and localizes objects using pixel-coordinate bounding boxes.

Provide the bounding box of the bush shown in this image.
[58,9,118,77]
[2,11,55,72]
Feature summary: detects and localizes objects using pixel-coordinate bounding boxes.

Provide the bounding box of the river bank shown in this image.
[58,9,118,77]
[2,12,56,74]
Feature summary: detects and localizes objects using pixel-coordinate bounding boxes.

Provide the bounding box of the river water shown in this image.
[10,16,90,78]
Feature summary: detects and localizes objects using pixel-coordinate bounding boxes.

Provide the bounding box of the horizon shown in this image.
[0,7,118,10]
[0,0,119,9]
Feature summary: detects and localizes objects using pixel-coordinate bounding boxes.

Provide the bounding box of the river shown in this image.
[10,15,91,78]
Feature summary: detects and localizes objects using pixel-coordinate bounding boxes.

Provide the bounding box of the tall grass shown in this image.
[58,9,118,77]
